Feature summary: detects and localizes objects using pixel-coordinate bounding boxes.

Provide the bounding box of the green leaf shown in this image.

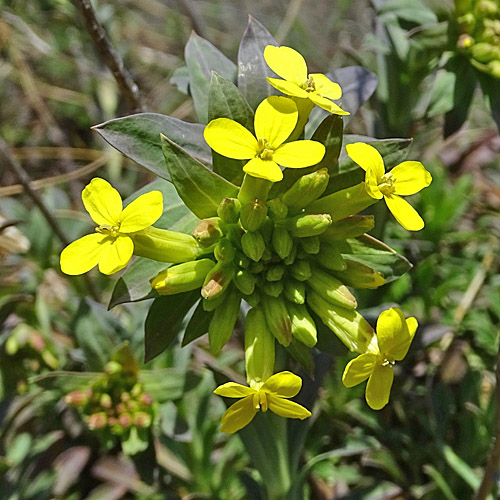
[31,371,102,393]
[170,65,189,95]
[237,15,279,110]
[208,71,254,185]
[144,291,199,362]
[423,465,459,500]
[161,134,239,219]
[185,32,237,123]
[181,300,213,346]
[122,426,149,455]
[312,114,343,174]
[287,338,314,377]
[378,0,438,25]
[336,234,412,282]
[477,71,500,131]
[93,113,210,180]
[139,368,187,401]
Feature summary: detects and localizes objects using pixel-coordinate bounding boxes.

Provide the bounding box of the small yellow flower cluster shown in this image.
[60,45,432,431]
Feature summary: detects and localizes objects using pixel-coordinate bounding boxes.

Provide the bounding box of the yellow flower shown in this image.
[214,371,311,433]
[346,142,432,231]
[60,178,163,275]
[203,96,325,183]
[263,45,349,116]
[342,307,418,410]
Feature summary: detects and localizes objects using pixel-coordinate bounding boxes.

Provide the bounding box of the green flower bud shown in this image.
[192,218,224,247]
[267,198,288,219]
[286,301,317,347]
[290,259,312,281]
[272,225,293,260]
[214,238,236,263]
[120,392,131,403]
[238,174,272,205]
[266,264,285,282]
[306,182,376,221]
[88,412,108,430]
[132,227,203,263]
[316,242,346,271]
[249,261,265,273]
[234,269,257,295]
[201,262,235,299]
[100,393,113,409]
[134,412,153,428]
[282,168,329,211]
[476,0,497,16]
[321,215,375,241]
[5,336,18,356]
[333,260,386,289]
[130,383,142,398]
[284,279,306,304]
[262,280,284,297]
[488,60,500,78]
[235,251,250,269]
[244,290,261,307]
[300,236,320,255]
[282,242,298,265]
[261,246,273,262]
[104,360,122,374]
[262,295,292,346]
[217,197,241,224]
[203,286,228,311]
[241,231,266,262]
[65,389,91,407]
[287,214,332,238]
[472,42,499,62]
[307,290,375,353]
[307,266,357,308]
[151,259,215,295]
[245,308,275,384]
[240,199,268,231]
[208,293,241,353]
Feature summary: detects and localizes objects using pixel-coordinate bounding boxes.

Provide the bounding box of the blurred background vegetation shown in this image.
[1,0,500,498]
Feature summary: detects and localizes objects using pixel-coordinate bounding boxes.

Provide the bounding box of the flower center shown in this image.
[378,172,396,196]
[257,138,274,161]
[95,224,120,238]
[302,75,316,93]
[252,390,269,412]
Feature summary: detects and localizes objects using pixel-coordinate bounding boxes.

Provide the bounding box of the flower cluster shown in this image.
[61,45,432,432]
[456,0,500,79]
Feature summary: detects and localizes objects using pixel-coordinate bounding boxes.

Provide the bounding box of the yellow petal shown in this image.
[254,96,297,149]
[98,235,134,275]
[267,393,311,419]
[376,308,413,361]
[82,178,122,226]
[391,161,432,196]
[214,382,255,398]
[120,191,163,233]
[220,396,257,433]
[263,45,308,84]
[345,143,385,180]
[308,93,350,115]
[60,233,109,275]
[309,73,342,100]
[406,317,418,338]
[365,169,384,200]
[384,194,424,231]
[266,78,309,98]
[366,364,394,410]
[273,140,325,168]
[261,371,302,398]
[204,118,257,159]
[342,353,377,387]
[243,157,283,182]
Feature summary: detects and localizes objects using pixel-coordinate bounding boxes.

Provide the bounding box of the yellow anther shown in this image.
[95,225,120,238]
[303,76,316,92]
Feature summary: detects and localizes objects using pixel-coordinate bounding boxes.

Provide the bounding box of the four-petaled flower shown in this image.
[346,142,432,231]
[204,96,325,182]
[264,45,349,116]
[60,178,163,275]
[214,371,311,433]
[342,307,418,410]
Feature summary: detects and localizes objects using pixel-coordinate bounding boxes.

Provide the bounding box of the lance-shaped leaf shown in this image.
[237,15,279,110]
[139,368,187,402]
[182,300,213,346]
[144,291,199,363]
[93,113,211,180]
[185,32,237,124]
[161,134,239,219]
[334,234,412,282]
[477,71,500,131]
[208,72,254,185]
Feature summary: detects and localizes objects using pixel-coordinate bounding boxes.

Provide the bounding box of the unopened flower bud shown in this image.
[321,215,375,241]
[130,383,142,398]
[241,231,266,262]
[287,214,332,237]
[262,295,292,346]
[29,332,46,352]
[87,412,107,430]
[132,227,203,263]
[284,279,306,304]
[267,198,288,219]
[272,225,293,260]
[139,393,153,407]
[214,238,236,263]
[217,197,241,224]
[249,261,265,273]
[457,33,475,50]
[235,251,250,269]
[192,218,224,247]
[290,259,312,281]
[282,242,298,265]
[286,301,317,347]
[65,389,91,407]
[244,290,261,307]
[100,393,112,409]
[282,168,329,212]
[316,242,346,271]
[333,261,386,289]
[5,336,18,356]
[262,280,284,297]
[476,0,497,16]
[234,269,257,295]
[208,293,241,353]
[134,412,152,428]
[151,259,215,295]
[245,308,275,384]
[120,392,131,403]
[488,60,500,79]
[471,42,498,62]
[266,264,285,282]
[201,262,235,299]
[300,236,320,255]
[307,266,357,309]
[118,412,132,428]
[104,360,122,375]
[240,199,268,231]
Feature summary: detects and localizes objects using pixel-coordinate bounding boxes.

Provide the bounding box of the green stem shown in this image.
[238,174,272,205]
